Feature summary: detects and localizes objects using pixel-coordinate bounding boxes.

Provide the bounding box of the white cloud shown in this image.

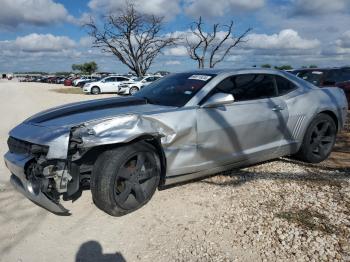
[14,34,76,52]
[165,60,181,65]
[322,31,350,56]
[336,31,350,49]
[291,0,349,16]
[0,0,74,29]
[244,29,320,51]
[88,0,181,20]
[79,36,94,48]
[184,0,265,18]
[164,46,188,56]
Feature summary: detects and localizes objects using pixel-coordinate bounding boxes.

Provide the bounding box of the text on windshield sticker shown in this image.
[188,75,212,81]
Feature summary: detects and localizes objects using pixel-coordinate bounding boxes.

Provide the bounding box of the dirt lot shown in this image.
[0,80,349,262]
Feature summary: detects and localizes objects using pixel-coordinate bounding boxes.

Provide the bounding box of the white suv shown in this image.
[118,76,162,95]
[83,76,132,94]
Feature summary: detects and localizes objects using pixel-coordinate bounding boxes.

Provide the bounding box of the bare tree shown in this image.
[186,17,252,69]
[84,3,178,76]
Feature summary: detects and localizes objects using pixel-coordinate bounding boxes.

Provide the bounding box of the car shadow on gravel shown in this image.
[75,241,126,262]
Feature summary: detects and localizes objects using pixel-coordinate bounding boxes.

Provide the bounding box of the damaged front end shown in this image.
[5,137,76,215]
[4,125,82,215]
[4,113,177,215]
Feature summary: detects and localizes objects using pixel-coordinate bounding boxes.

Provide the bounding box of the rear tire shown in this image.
[91,86,100,95]
[296,113,337,163]
[91,142,161,216]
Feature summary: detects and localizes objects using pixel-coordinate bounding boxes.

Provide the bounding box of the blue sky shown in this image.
[0,0,350,73]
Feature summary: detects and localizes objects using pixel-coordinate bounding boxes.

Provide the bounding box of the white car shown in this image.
[83,76,132,94]
[73,77,88,86]
[74,76,99,87]
[118,75,162,95]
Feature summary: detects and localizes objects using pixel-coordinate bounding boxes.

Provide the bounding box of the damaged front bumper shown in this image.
[4,151,70,215]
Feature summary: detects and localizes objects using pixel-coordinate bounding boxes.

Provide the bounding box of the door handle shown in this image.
[272,105,284,111]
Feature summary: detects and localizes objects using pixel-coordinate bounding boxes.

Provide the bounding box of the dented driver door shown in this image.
[195,74,289,170]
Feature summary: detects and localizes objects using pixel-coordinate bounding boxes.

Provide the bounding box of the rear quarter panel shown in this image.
[282,85,347,155]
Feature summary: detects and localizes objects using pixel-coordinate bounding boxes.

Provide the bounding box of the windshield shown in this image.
[135,73,216,107]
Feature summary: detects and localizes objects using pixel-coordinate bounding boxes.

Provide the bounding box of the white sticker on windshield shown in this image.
[188,75,212,81]
[312,71,323,75]
[184,91,192,95]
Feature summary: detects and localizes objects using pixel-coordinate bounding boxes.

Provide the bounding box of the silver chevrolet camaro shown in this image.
[4,69,348,216]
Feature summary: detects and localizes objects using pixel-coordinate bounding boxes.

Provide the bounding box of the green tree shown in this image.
[72,64,82,71]
[83,61,98,75]
[309,64,318,68]
[261,64,271,68]
[274,65,293,70]
[71,62,98,75]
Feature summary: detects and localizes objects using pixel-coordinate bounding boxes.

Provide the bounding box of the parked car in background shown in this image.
[55,77,66,84]
[4,69,348,216]
[73,76,97,86]
[336,81,350,107]
[77,76,101,87]
[64,77,79,86]
[64,78,73,86]
[291,67,350,108]
[83,76,132,94]
[118,75,162,95]
[73,76,86,86]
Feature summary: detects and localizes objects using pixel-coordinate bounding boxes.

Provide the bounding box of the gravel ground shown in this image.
[0,80,349,262]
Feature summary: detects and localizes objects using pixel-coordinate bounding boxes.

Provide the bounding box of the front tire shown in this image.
[129,86,139,95]
[91,86,100,95]
[296,113,337,163]
[91,142,161,216]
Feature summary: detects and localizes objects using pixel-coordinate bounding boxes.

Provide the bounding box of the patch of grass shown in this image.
[276,209,336,234]
[51,88,84,94]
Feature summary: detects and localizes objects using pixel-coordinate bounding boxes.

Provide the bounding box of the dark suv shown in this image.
[290,67,350,108]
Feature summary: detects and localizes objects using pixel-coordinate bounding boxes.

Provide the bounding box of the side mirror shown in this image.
[202,92,235,108]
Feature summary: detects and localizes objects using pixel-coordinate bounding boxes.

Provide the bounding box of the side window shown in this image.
[146,77,153,82]
[233,74,277,101]
[117,77,128,82]
[275,75,297,95]
[104,77,113,82]
[215,77,235,94]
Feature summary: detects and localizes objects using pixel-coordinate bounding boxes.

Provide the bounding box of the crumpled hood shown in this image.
[24,96,173,128]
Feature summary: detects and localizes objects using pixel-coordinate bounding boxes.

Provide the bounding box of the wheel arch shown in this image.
[317,110,339,132]
[129,86,139,94]
[77,134,167,185]
[91,85,100,91]
[295,109,339,153]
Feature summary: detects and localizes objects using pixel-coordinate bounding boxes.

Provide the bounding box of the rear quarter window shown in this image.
[275,75,297,95]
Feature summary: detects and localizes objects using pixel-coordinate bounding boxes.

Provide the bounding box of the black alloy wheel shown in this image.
[113,151,159,210]
[296,113,337,163]
[91,142,160,216]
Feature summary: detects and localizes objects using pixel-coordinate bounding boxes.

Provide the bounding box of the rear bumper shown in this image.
[4,151,70,215]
